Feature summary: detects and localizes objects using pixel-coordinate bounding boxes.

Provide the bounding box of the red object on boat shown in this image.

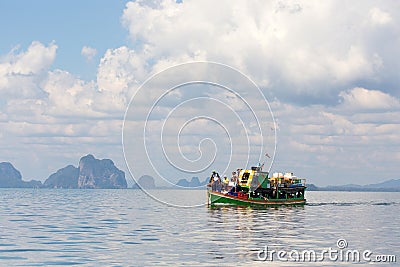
[238,192,248,199]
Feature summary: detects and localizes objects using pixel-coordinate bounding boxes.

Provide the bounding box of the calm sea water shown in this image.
[0,189,398,266]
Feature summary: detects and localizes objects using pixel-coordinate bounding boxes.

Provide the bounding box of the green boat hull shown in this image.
[207,190,306,206]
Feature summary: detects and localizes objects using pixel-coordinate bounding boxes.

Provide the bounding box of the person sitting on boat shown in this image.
[216,176,222,192]
[229,171,238,192]
[223,175,229,191]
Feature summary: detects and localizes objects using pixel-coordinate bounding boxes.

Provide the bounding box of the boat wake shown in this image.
[307,201,398,206]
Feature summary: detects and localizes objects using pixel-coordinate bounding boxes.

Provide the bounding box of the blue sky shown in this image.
[0,0,128,80]
[0,0,399,187]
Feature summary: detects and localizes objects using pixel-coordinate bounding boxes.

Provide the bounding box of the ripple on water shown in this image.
[0,189,398,266]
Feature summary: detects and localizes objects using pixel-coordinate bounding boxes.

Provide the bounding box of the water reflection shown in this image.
[206,205,307,262]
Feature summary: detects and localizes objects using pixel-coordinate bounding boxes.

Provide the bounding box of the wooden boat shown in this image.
[207,167,306,206]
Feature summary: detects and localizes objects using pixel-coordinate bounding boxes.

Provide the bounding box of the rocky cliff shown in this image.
[0,162,22,187]
[43,155,127,189]
[77,155,127,189]
[0,162,42,188]
[43,165,79,189]
[1,155,127,189]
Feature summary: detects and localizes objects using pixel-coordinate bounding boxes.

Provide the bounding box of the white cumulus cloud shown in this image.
[0,41,57,98]
[339,87,400,111]
[81,46,97,61]
[121,0,400,102]
[369,7,392,25]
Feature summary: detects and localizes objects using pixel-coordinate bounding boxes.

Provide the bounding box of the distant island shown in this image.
[132,175,156,189]
[0,154,127,189]
[176,177,209,188]
[0,162,42,188]
[131,176,209,189]
[307,179,400,192]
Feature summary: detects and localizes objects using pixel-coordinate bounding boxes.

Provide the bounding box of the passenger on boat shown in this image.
[216,177,222,192]
[229,171,237,191]
[223,175,229,190]
[209,170,219,182]
[231,171,238,182]
[210,171,221,192]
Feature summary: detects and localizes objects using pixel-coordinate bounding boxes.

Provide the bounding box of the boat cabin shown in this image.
[236,167,306,200]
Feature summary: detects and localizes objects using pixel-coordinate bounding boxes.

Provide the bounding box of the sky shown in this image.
[0,0,399,187]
